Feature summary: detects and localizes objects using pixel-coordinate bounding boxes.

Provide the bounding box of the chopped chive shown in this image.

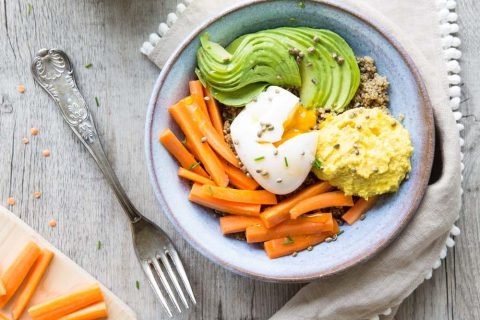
[298,1,305,9]
[284,156,289,167]
[84,63,93,69]
[95,96,100,107]
[181,138,187,145]
[27,2,31,16]
[283,235,295,245]
[97,240,102,250]
[337,230,345,237]
[313,158,322,169]
[254,156,265,161]
[136,280,140,290]
[288,17,298,23]
[207,185,214,196]
[188,161,201,170]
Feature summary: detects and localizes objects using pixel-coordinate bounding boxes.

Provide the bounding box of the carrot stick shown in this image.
[0,279,5,296]
[159,128,209,178]
[223,163,259,190]
[260,182,332,228]
[204,87,224,135]
[264,233,330,259]
[246,213,333,243]
[189,80,210,123]
[201,185,277,205]
[0,241,41,308]
[12,249,54,320]
[28,284,104,320]
[189,183,260,216]
[58,302,108,320]
[184,99,239,167]
[169,101,229,187]
[290,191,354,219]
[342,196,378,225]
[178,167,215,185]
[219,216,262,234]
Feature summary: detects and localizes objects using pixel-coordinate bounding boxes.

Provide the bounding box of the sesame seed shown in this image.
[276,75,282,80]
[366,115,370,119]
[405,173,410,180]
[353,143,359,148]
[33,191,42,199]
[273,150,279,156]
[331,52,338,59]
[356,124,362,129]
[325,237,333,243]
[275,88,280,94]
[391,121,397,127]
[276,178,283,183]
[204,96,210,101]
[268,97,273,102]
[332,234,338,241]
[255,169,262,173]
[336,56,345,65]
[298,51,304,58]
[257,130,263,138]
[22,137,29,144]
[234,139,239,145]
[301,151,305,156]
[30,127,39,135]
[311,78,318,85]
[355,150,360,156]
[351,168,357,173]
[292,252,298,257]
[313,35,320,43]
[307,246,313,251]
[201,136,207,143]
[399,113,405,121]
[48,219,57,228]
[307,46,315,53]
[7,197,16,206]
[348,112,356,119]
[261,170,269,176]
[360,214,366,221]
[17,84,26,93]
[246,173,251,178]
[238,161,243,166]
[42,149,50,157]
[306,62,313,68]
[333,143,340,149]
[373,166,379,173]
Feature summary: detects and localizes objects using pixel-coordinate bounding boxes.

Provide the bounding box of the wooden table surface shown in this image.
[0,0,478,319]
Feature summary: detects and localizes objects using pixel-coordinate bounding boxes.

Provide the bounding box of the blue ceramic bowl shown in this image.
[145,0,434,282]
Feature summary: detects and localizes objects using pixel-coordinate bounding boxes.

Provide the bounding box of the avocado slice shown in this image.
[196,27,360,111]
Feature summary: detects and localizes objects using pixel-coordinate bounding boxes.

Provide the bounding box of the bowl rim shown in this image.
[145,0,435,282]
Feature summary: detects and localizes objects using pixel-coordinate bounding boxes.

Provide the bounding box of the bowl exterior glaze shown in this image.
[145,0,434,282]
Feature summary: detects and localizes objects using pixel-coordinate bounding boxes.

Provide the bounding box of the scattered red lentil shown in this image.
[42,149,50,157]
[21,137,29,144]
[30,127,39,135]
[48,219,57,228]
[33,191,42,199]
[7,197,16,206]
[17,84,26,93]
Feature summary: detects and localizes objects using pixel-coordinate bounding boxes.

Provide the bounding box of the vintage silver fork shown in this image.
[31,48,196,317]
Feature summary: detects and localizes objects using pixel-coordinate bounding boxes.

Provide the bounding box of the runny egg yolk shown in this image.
[274,105,317,147]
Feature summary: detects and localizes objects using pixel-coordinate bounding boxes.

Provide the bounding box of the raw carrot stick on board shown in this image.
[169,101,229,187]
[28,284,104,320]
[219,216,262,234]
[11,249,55,320]
[178,167,215,185]
[342,196,378,225]
[58,302,108,320]
[184,98,239,168]
[159,128,209,178]
[260,182,332,228]
[189,80,210,122]
[0,241,41,308]
[189,183,261,216]
[204,86,224,135]
[290,191,354,219]
[201,185,277,205]
[246,213,334,243]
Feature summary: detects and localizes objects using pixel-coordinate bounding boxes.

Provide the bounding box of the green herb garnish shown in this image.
[97,240,102,250]
[84,63,93,69]
[298,1,305,9]
[181,138,187,145]
[207,185,214,195]
[188,161,201,170]
[337,230,344,237]
[136,280,140,290]
[254,156,265,161]
[288,18,298,23]
[95,96,100,107]
[284,157,289,167]
[313,158,322,169]
[283,235,295,245]
[27,2,31,16]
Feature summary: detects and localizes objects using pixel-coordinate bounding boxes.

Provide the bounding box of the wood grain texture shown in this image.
[0,0,476,319]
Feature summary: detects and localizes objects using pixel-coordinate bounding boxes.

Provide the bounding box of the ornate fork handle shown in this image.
[32,49,142,223]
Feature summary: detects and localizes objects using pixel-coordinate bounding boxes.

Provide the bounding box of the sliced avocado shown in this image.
[196,28,360,111]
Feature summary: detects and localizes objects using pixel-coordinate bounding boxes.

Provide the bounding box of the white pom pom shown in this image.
[176,3,187,14]
[460,188,464,196]
[449,96,461,109]
[451,37,461,47]
[436,0,447,6]
[449,86,461,97]
[444,48,462,60]
[460,152,464,160]
[459,138,464,146]
[460,175,463,182]
[433,259,442,269]
[382,308,392,316]
[447,60,461,73]
[446,237,455,247]
[425,270,433,280]
[440,246,448,259]
[446,0,457,9]
[450,225,461,236]
[449,23,459,33]
[438,8,449,21]
[448,75,462,85]
[461,162,465,172]
[441,35,453,48]
[447,12,458,22]
[148,33,161,45]
[140,41,154,55]
[457,123,464,131]
[158,22,170,36]
[453,111,462,121]
[167,12,178,26]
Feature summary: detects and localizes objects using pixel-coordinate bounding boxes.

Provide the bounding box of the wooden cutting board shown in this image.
[0,205,137,320]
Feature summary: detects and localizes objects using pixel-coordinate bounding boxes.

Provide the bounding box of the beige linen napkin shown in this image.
[141,0,463,319]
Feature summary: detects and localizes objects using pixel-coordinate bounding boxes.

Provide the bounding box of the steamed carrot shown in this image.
[290,191,354,219]
[219,216,262,234]
[264,234,330,259]
[159,128,209,178]
[260,182,332,228]
[246,213,333,243]
[178,167,215,185]
[58,302,108,320]
[12,249,54,320]
[219,158,259,190]
[0,279,5,296]
[28,284,104,320]
[204,87,224,135]
[169,101,229,187]
[0,241,41,308]
[189,80,210,122]
[201,185,277,205]
[189,183,261,216]
[342,196,378,225]
[184,98,239,167]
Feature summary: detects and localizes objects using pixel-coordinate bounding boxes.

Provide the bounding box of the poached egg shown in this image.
[230,86,318,195]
